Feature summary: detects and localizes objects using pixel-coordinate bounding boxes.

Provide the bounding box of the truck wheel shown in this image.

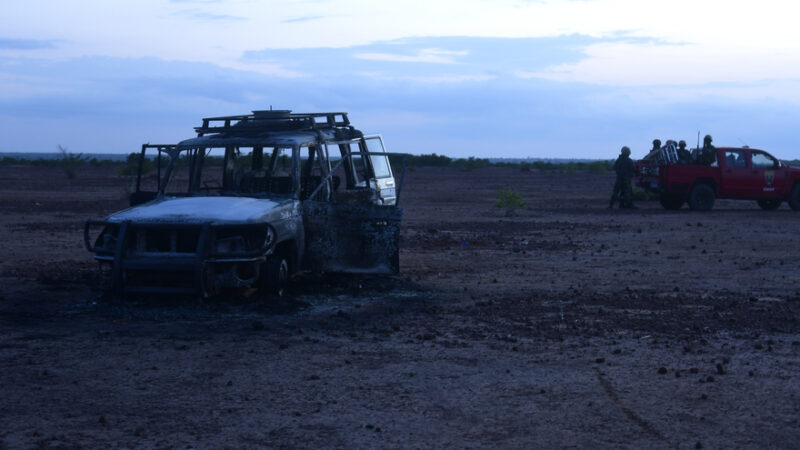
[262,256,289,297]
[789,184,800,211]
[756,199,782,210]
[659,194,684,210]
[688,184,715,211]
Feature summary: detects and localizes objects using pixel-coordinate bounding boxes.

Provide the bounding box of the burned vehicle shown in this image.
[85,110,404,297]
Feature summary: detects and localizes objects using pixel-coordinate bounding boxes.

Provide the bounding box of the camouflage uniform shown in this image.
[677,140,693,164]
[643,139,661,161]
[696,135,716,165]
[610,146,636,208]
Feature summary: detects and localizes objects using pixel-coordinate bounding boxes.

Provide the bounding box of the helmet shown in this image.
[678,140,686,147]
[652,139,661,147]
[704,134,713,143]
[621,146,631,155]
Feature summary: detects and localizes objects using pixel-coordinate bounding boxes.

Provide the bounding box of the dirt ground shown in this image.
[2,164,800,449]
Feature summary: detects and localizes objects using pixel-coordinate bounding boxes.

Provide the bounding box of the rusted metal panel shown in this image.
[302,201,401,274]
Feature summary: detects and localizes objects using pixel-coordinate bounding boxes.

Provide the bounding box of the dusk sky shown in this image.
[2,0,799,159]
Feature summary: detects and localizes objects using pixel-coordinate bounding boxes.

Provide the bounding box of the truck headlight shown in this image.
[215,236,246,254]
[213,224,276,256]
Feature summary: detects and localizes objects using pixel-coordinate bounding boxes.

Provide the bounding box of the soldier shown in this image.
[696,134,716,165]
[677,140,693,164]
[643,139,661,161]
[610,146,636,209]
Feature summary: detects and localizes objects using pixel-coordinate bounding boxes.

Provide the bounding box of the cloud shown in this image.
[5,35,800,159]
[0,38,59,50]
[281,16,327,24]
[522,41,800,87]
[173,9,246,21]
[354,48,468,64]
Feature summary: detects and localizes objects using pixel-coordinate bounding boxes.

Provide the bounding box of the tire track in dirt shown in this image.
[595,368,678,449]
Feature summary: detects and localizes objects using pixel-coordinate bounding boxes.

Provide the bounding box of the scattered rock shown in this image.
[658,367,668,374]
[716,363,726,375]
[308,374,320,381]
[595,358,605,364]
[227,380,233,386]
[690,367,699,374]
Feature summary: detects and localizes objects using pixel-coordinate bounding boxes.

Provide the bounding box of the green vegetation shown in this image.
[117,152,154,176]
[388,153,613,172]
[633,187,656,201]
[2,150,616,176]
[494,188,527,215]
[57,145,89,179]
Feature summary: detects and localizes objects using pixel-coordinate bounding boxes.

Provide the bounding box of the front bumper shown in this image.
[85,220,273,296]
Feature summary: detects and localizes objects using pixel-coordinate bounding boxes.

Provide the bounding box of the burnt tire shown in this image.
[789,184,800,211]
[688,184,715,211]
[757,199,782,210]
[659,194,685,210]
[262,256,289,298]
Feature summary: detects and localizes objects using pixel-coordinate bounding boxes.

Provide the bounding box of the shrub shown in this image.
[633,187,655,201]
[494,188,527,215]
[57,145,88,179]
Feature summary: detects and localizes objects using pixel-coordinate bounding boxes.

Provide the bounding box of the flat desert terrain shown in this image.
[2,165,800,449]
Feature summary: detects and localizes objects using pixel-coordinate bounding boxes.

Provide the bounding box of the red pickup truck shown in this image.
[636,147,800,211]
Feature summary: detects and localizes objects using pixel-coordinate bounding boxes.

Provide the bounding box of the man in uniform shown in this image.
[643,139,661,161]
[610,146,636,209]
[677,140,693,164]
[696,134,716,165]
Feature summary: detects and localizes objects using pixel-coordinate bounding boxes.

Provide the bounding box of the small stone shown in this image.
[706,376,715,382]
[279,343,289,350]
[612,349,621,354]
[716,363,726,375]
[98,416,107,424]
[700,394,708,400]
[227,380,233,386]
[695,442,703,449]
[657,367,668,374]
[690,367,699,374]
[596,358,606,364]
[251,321,265,331]
[308,374,320,381]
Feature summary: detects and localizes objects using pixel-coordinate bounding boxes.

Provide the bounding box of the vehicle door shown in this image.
[302,140,401,274]
[746,150,785,198]
[718,149,750,197]
[363,135,397,205]
[130,145,173,206]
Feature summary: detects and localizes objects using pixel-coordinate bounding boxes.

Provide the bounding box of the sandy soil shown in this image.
[1,164,800,449]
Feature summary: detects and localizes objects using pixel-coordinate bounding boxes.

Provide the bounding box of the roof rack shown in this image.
[194,110,352,136]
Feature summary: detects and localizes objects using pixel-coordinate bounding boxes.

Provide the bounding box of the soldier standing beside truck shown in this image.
[610,146,637,209]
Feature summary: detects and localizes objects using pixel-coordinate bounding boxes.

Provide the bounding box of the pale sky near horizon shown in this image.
[2,0,800,158]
